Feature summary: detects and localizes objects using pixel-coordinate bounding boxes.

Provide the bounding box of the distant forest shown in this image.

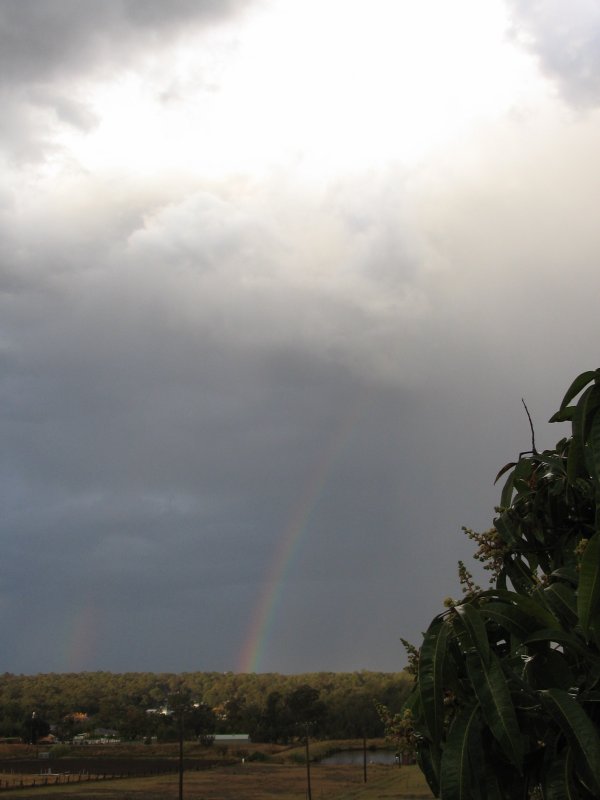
[0,671,411,743]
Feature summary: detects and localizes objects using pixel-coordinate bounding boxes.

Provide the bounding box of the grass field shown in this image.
[0,761,433,799]
[0,740,434,799]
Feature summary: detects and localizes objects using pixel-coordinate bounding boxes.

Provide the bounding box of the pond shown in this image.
[319,749,398,765]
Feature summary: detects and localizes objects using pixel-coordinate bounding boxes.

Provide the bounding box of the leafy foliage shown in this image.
[0,670,411,743]
[376,704,417,759]
[402,369,600,799]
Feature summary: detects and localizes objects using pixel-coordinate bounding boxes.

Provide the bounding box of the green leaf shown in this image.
[494,515,520,548]
[499,470,515,510]
[581,385,600,441]
[542,583,578,628]
[525,629,599,662]
[465,651,522,770]
[440,704,481,800]
[482,601,542,642]
[541,688,600,796]
[416,741,441,798]
[513,456,535,485]
[418,617,451,743]
[536,451,568,474]
[550,568,578,586]
[484,772,504,800]
[504,555,538,593]
[494,461,517,485]
[550,405,575,423]
[572,385,594,442]
[567,432,586,484]
[589,410,600,486]
[525,649,575,692]
[544,746,576,800]
[579,690,600,702]
[455,603,490,665]
[578,532,600,640]
[480,588,559,629]
[559,370,598,411]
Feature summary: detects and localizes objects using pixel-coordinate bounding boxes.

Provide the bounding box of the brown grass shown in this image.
[0,762,433,799]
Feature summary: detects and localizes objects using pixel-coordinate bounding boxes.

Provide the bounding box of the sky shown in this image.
[1,0,600,676]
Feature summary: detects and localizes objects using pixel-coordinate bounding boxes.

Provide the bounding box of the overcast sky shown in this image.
[1,0,600,675]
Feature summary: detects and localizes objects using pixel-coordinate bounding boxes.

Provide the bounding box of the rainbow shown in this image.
[63,603,97,672]
[237,395,365,673]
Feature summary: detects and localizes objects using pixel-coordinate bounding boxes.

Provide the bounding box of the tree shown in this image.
[285,685,326,737]
[187,702,216,743]
[401,369,600,799]
[25,712,49,744]
[258,691,289,743]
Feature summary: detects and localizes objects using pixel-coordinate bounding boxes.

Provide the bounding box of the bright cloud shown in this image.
[1,0,599,674]
[51,0,544,181]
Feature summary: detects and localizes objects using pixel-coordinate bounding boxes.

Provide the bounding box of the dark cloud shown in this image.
[508,1,600,107]
[1,0,599,676]
[3,135,600,671]
[0,0,256,163]
[0,0,253,85]
[0,171,501,672]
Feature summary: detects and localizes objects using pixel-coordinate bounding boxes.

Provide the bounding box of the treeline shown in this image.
[0,671,411,743]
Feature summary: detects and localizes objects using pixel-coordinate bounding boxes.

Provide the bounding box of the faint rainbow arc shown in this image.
[237,397,365,673]
[64,603,97,672]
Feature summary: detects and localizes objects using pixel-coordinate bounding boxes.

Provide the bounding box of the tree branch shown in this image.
[521,398,537,454]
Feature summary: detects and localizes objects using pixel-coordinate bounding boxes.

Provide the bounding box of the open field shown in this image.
[0,761,433,799]
[0,740,434,799]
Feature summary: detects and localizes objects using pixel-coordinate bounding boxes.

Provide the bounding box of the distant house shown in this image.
[213,734,250,743]
[92,728,120,742]
[37,734,58,745]
[145,706,172,716]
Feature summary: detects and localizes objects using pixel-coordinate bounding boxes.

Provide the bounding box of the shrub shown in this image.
[402,370,600,799]
[247,750,267,762]
[49,744,71,759]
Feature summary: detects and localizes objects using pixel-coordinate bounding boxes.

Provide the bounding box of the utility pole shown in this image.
[178,706,184,800]
[305,723,312,800]
[167,689,196,800]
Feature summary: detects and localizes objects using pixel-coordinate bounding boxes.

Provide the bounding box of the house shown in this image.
[213,734,250,744]
[37,734,58,745]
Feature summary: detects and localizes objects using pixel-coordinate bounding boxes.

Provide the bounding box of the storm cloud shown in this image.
[1,0,599,674]
[508,0,600,107]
